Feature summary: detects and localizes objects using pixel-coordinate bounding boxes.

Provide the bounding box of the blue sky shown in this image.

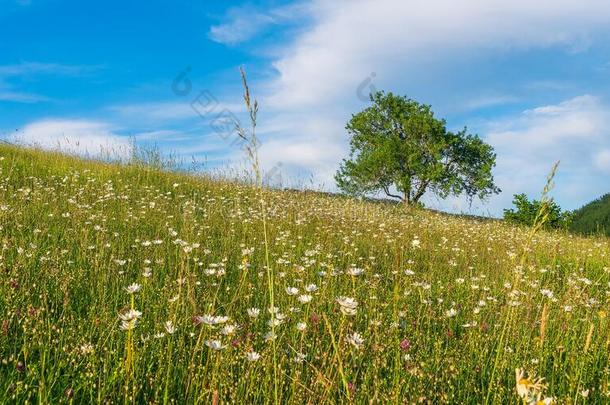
[1,0,610,216]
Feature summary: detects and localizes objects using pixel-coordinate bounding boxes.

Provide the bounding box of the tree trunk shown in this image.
[411,180,429,205]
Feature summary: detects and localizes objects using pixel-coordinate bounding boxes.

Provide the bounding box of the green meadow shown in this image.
[0,143,608,403]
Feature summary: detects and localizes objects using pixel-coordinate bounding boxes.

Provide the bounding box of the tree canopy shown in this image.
[335,91,500,205]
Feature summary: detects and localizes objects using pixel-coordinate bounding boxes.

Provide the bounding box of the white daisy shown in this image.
[297,294,313,304]
[336,296,358,316]
[245,351,261,362]
[247,308,261,318]
[346,332,364,349]
[285,286,299,296]
[205,340,226,351]
[125,283,142,294]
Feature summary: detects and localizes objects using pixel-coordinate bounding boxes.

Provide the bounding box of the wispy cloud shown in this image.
[209,7,274,45]
[0,90,50,103]
[0,61,100,77]
[109,102,196,122]
[462,94,521,111]
[0,61,102,104]
[208,2,311,45]
[108,99,245,125]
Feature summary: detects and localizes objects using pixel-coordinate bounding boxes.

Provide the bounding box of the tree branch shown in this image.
[382,185,403,201]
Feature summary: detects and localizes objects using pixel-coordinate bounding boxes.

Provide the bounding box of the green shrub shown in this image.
[503,193,572,229]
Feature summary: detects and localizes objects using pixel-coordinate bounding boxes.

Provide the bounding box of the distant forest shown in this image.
[570,193,610,237]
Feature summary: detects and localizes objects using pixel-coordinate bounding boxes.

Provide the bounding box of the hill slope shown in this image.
[571,193,610,236]
[0,144,609,403]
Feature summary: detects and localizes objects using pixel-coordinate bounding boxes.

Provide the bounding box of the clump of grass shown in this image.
[0,135,609,403]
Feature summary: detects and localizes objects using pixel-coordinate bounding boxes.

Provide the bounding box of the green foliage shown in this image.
[335,91,500,205]
[503,193,572,229]
[570,193,610,236]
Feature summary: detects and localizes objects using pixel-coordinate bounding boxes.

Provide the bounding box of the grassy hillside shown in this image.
[0,144,609,403]
[571,193,610,237]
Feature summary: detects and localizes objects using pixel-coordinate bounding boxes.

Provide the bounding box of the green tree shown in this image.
[503,193,572,229]
[335,91,500,206]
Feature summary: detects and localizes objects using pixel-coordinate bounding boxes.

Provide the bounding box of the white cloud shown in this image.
[0,62,100,77]
[525,95,600,116]
[0,90,49,103]
[266,0,610,109]
[0,62,101,104]
[488,95,604,149]
[230,0,610,214]
[9,119,132,159]
[209,7,275,45]
[208,2,311,45]
[109,102,196,122]
[109,100,244,124]
[462,94,520,111]
[594,150,610,173]
[483,95,610,213]
[252,110,349,184]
